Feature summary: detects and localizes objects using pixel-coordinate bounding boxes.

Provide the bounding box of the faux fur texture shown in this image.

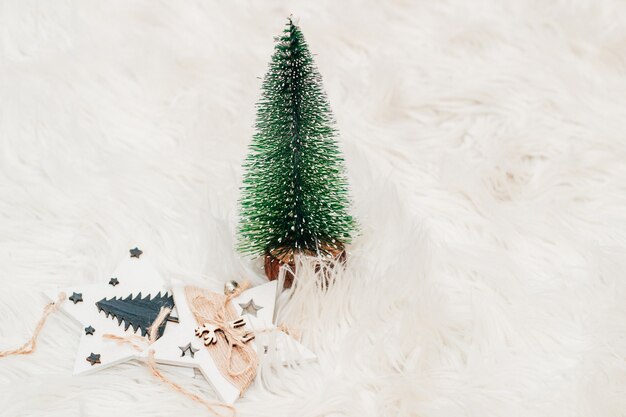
[2,1,626,416]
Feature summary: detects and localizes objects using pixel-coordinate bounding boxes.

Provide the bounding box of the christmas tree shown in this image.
[96,292,175,340]
[238,17,355,279]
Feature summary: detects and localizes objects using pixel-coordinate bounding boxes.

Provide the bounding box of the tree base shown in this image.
[264,247,347,289]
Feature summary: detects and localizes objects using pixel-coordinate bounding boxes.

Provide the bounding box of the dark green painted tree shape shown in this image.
[238,18,356,259]
[96,292,174,340]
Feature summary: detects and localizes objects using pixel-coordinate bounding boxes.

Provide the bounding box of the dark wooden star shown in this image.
[108,277,119,286]
[86,352,101,366]
[239,299,263,317]
[69,292,83,304]
[84,325,95,335]
[129,247,143,258]
[179,342,199,358]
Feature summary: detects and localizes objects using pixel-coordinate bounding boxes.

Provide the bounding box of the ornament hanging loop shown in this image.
[0,292,66,358]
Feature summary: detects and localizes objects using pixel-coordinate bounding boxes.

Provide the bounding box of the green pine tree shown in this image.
[238,18,355,261]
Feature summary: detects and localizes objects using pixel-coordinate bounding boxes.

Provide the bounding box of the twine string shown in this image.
[185,281,258,394]
[105,306,237,417]
[0,292,66,358]
[102,333,147,352]
[190,293,255,378]
[147,308,237,417]
[146,348,236,417]
[0,284,294,417]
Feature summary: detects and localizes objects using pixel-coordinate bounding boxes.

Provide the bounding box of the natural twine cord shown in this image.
[133,282,259,414]
[185,281,258,392]
[0,290,235,417]
[102,333,147,352]
[102,307,236,417]
[0,285,296,417]
[0,292,66,358]
[147,308,237,417]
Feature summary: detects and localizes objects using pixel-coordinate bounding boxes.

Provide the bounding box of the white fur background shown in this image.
[2,1,626,416]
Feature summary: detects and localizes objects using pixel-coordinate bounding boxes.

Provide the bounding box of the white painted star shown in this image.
[145,280,316,404]
[45,248,190,376]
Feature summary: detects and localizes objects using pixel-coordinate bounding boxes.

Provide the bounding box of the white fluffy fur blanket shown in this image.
[1,1,626,416]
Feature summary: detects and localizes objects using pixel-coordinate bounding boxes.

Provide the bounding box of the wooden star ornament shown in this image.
[145,280,316,404]
[45,247,186,375]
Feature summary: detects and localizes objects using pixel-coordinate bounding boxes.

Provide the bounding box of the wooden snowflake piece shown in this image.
[195,323,220,345]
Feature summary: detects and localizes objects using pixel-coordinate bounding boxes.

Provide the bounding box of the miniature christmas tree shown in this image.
[96,292,175,340]
[238,17,356,283]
